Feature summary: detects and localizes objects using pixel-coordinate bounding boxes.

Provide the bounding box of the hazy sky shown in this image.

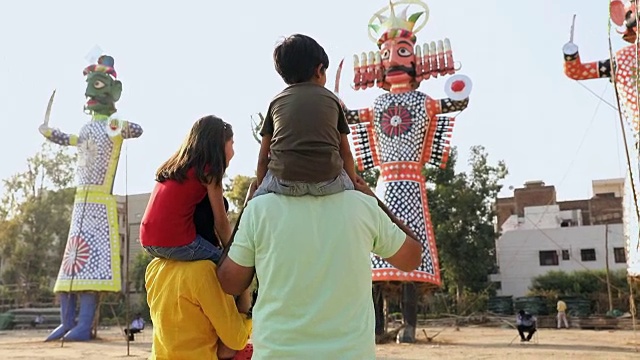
[0,0,630,200]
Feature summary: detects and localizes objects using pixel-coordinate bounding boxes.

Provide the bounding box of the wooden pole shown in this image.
[605,224,613,313]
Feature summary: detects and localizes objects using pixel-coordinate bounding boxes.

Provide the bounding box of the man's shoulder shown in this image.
[247,190,378,210]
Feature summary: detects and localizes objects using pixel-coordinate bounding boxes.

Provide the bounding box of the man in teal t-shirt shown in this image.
[217,185,421,359]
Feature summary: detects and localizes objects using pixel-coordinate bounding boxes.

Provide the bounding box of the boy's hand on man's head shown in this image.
[354,178,375,197]
[354,176,368,187]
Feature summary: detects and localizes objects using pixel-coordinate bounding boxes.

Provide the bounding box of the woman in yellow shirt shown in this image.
[146,258,252,359]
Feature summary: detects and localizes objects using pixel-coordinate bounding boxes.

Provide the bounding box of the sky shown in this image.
[0,0,632,201]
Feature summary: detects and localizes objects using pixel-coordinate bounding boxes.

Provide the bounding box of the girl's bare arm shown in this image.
[206,182,232,247]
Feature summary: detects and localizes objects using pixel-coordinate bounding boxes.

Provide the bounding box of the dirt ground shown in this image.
[0,326,638,359]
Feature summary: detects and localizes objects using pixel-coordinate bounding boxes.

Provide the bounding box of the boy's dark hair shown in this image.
[273,34,329,84]
[155,115,233,186]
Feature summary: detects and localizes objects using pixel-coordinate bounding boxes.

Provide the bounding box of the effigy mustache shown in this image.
[625,16,637,29]
[385,65,416,77]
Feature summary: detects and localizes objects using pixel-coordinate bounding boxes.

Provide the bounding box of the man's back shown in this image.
[228,191,406,359]
[145,259,251,359]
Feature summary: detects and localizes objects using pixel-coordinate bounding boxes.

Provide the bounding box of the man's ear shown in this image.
[111,80,123,102]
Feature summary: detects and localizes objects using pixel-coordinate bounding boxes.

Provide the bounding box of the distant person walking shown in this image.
[557,299,569,329]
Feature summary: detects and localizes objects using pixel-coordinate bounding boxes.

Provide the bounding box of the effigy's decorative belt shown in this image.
[379,161,424,182]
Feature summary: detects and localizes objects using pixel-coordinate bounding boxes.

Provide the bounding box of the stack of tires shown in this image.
[560,296,592,318]
[514,296,549,315]
[487,296,514,315]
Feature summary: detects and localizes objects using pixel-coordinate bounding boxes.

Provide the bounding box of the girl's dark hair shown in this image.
[155,115,233,185]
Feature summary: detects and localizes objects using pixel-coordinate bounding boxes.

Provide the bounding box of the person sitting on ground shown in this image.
[31,314,44,328]
[516,309,537,342]
[124,313,145,341]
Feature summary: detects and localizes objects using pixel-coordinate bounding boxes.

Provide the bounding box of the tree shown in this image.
[224,175,256,226]
[425,146,508,305]
[357,168,380,189]
[131,251,153,293]
[0,142,77,303]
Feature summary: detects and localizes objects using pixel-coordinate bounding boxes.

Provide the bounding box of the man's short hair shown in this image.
[273,34,330,84]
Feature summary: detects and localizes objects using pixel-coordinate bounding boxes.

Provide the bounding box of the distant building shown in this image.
[116,193,151,293]
[490,179,627,297]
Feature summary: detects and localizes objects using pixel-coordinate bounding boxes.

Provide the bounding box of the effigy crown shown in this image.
[83,55,117,78]
[368,0,430,47]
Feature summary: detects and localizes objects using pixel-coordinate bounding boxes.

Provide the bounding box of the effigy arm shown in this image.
[119,121,144,139]
[562,42,611,80]
[350,122,380,172]
[39,126,79,147]
[439,98,469,114]
[340,99,374,125]
[423,96,459,168]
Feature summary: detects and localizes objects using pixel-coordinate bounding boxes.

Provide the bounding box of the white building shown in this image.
[491,179,627,297]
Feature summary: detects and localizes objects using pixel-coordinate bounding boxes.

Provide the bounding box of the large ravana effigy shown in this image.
[38,55,143,341]
[338,0,473,342]
[562,0,640,279]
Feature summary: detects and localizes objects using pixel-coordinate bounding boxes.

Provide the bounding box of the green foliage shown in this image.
[528,269,638,315]
[131,251,153,293]
[530,269,629,296]
[425,146,508,301]
[0,142,77,304]
[224,174,256,226]
[356,167,380,189]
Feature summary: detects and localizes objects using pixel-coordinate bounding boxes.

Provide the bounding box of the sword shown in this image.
[334,58,344,94]
[44,89,56,126]
[570,14,576,43]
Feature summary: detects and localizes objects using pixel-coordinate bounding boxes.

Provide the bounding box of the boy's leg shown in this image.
[254,170,306,197]
[309,169,355,196]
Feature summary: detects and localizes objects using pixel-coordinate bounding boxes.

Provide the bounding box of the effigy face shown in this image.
[351,0,468,97]
[610,0,638,43]
[83,55,122,115]
[85,72,121,114]
[380,37,417,87]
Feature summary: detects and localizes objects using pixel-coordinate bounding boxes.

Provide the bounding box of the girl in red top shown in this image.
[140,115,234,263]
[141,115,252,359]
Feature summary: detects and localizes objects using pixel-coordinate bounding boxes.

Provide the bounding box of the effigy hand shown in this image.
[38,123,52,136]
[562,42,579,56]
[444,74,472,101]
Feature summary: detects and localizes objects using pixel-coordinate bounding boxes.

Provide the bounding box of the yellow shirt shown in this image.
[557,300,567,312]
[146,258,252,360]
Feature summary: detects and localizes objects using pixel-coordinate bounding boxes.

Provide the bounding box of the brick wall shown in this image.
[513,185,556,216]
